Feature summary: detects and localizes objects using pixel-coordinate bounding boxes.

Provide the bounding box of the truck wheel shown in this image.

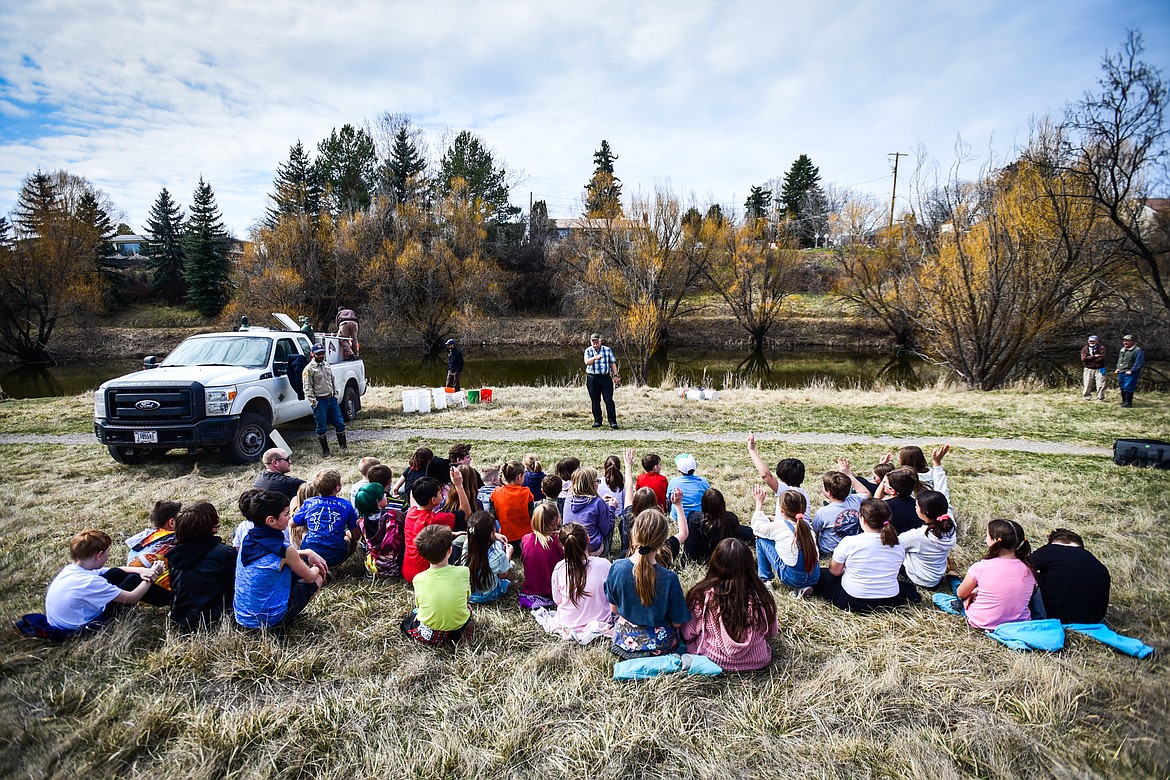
[341,383,360,421]
[108,445,165,465]
[222,412,270,465]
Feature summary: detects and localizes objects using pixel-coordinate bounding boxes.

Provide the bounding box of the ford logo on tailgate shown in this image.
[135,399,161,411]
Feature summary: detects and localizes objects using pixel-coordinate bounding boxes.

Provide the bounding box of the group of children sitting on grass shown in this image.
[27,438,1113,671]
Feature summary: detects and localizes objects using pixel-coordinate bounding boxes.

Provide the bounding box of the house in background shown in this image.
[112,233,146,257]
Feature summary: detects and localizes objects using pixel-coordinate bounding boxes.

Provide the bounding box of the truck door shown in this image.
[271,337,311,424]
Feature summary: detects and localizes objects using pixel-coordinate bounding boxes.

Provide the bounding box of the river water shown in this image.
[0,348,946,400]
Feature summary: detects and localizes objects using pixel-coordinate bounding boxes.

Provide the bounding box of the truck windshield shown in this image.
[162,336,271,369]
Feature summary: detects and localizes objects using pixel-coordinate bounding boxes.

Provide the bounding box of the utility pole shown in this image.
[888,152,908,233]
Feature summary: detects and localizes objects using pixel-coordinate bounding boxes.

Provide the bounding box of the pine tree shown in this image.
[144,187,187,304]
[183,178,232,317]
[385,126,427,205]
[265,141,322,228]
[316,124,377,216]
[12,170,58,237]
[439,130,519,226]
[780,154,821,219]
[584,140,623,218]
[743,185,773,224]
[75,190,120,305]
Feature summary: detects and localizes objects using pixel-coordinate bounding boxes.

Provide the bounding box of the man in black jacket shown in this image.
[253,448,305,498]
[445,338,464,391]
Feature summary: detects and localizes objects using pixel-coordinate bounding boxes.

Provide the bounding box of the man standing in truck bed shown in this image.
[304,343,347,456]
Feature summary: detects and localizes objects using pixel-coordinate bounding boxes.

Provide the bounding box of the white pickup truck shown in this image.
[94,314,367,465]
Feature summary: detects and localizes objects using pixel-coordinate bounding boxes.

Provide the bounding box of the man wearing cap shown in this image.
[254,448,305,499]
[583,333,620,429]
[445,338,464,391]
[667,453,710,517]
[303,343,346,455]
[1080,335,1107,401]
[1116,334,1145,408]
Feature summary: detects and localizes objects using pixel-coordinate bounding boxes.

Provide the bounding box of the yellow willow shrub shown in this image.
[710,221,801,349]
[615,298,663,385]
[909,157,1117,389]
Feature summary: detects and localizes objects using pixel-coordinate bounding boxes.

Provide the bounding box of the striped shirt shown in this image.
[584,345,616,375]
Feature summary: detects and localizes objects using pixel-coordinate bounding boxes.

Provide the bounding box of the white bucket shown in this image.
[414,390,431,413]
[402,391,416,413]
[432,387,448,410]
[446,389,467,408]
[702,389,720,401]
[685,389,703,400]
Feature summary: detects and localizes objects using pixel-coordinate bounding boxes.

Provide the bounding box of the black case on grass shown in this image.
[1113,439,1170,469]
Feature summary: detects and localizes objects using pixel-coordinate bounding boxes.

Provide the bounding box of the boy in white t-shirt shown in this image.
[810,459,872,557]
[45,529,168,632]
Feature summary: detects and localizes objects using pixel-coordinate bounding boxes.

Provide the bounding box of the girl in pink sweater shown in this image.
[956,519,1037,630]
[682,537,778,671]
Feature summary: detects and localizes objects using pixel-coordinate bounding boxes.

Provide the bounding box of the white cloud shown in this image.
[1,0,1167,235]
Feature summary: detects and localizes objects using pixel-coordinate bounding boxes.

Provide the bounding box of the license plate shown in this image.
[134,430,158,444]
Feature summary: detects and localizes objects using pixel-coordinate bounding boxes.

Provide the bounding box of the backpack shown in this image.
[361,508,405,579]
[833,508,862,539]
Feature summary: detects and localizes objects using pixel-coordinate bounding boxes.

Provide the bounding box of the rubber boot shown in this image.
[318,434,331,457]
[337,431,348,451]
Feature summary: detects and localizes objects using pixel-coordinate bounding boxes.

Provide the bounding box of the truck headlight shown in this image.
[205,386,237,416]
[94,390,106,419]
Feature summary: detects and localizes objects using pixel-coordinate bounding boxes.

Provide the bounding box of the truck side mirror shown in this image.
[273,361,288,376]
[143,356,159,370]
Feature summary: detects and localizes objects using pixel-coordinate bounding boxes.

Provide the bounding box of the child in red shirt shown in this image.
[635,453,668,510]
[402,471,469,584]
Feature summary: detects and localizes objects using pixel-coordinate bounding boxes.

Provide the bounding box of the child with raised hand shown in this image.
[445,464,484,519]
[491,461,534,553]
[746,433,811,509]
[401,524,473,647]
[402,471,469,584]
[951,519,1037,630]
[751,487,821,595]
[534,523,615,642]
[563,466,616,556]
[392,447,432,502]
[899,444,949,490]
[812,498,909,613]
[234,489,326,631]
[43,529,168,634]
[455,510,514,603]
[604,510,690,658]
[168,502,236,630]
[683,537,779,671]
[520,503,564,609]
[899,490,957,589]
[598,454,625,507]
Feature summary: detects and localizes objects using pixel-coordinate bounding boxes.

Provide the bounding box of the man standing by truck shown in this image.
[304,343,347,456]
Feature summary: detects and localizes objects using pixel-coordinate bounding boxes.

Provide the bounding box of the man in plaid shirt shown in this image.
[584,333,620,429]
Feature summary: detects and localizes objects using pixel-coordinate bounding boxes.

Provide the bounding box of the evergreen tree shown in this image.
[385,125,427,205]
[183,178,232,317]
[743,185,773,224]
[584,140,623,218]
[12,170,58,238]
[266,141,322,228]
[144,187,188,304]
[780,154,821,219]
[75,190,120,305]
[439,130,519,226]
[316,124,377,216]
[705,203,725,227]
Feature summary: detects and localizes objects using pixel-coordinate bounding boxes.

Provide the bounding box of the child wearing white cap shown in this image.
[665,453,710,517]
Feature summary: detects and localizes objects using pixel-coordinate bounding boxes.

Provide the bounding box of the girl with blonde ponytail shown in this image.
[603,510,689,658]
[750,487,820,596]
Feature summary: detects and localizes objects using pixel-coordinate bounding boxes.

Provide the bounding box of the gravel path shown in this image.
[0,429,1112,457]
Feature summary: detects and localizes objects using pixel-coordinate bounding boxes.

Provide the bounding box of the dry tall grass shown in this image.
[0,387,1167,779]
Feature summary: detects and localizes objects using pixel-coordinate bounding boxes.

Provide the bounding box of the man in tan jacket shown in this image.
[303,343,346,456]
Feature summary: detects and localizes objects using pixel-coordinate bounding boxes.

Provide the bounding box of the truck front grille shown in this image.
[106,384,202,423]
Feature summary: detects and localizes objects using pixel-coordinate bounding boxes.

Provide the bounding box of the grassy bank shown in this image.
[0,387,1167,778]
[5,384,1168,448]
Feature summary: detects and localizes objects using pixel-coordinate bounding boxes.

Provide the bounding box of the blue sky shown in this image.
[1,0,1167,238]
